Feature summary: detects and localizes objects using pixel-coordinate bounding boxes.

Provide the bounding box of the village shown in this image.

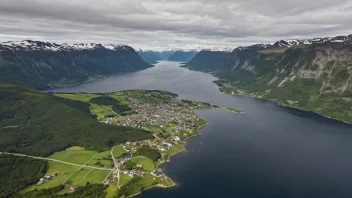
[32,91,212,196]
[105,95,209,133]
[98,93,212,188]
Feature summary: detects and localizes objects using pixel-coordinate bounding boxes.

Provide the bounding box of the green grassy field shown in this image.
[50,148,115,169]
[119,174,174,197]
[25,161,110,193]
[55,93,116,118]
[65,146,85,151]
[148,125,163,133]
[90,104,115,118]
[112,145,127,158]
[130,156,157,171]
[155,175,174,186]
[49,150,98,165]
[55,92,134,119]
[24,161,82,191]
[55,93,97,102]
[165,144,184,158]
[105,184,119,198]
[77,169,110,185]
[119,173,133,186]
[86,151,114,168]
[167,122,178,131]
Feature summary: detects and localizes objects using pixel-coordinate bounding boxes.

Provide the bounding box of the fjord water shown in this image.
[51,61,352,198]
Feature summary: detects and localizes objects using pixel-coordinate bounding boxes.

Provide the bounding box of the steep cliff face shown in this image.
[275,43,352,94]
[186,35,352,123]
[187,50,233,70]
[0,40,152,89]
[137,50,163,64]
[227,43,352,94]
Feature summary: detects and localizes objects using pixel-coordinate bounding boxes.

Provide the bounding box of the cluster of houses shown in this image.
[151,169,164,177]
[36,172,59,186]
[115,153,132,165]
[123,169,145,177]
[130,138,181,152]
[105,96,202,134]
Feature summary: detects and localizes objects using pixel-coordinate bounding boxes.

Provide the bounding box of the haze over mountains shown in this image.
[137,49,199,64]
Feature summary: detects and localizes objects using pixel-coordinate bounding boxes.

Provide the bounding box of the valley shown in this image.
[1,60,352,198]
[2,1,352,198]
[137,50,198,64]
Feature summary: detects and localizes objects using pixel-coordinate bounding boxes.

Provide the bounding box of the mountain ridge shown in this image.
[0,40,152,89]
[186,34,352,124]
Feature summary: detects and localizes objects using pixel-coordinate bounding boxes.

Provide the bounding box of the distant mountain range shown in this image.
[137,49,199,63]
[186,34,352,124]
[0,40,152,89]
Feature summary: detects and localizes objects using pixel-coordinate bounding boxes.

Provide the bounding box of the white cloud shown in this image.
[0,0,351,50]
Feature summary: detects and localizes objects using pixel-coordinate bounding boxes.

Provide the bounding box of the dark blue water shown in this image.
[50,61,352,198]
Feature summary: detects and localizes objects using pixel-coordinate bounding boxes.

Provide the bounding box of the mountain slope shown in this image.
[137,50,163,64]
[186,35,352,123]
[0,40,152,89]
[137,50,175,64]
[168,50,198,62]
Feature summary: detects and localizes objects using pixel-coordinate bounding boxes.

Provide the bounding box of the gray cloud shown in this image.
[0,0,351,50]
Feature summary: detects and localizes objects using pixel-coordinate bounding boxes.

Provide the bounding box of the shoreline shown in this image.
[126,183,177,198]
[183,66,351,125]
[126,116,209,198]
[44,66,154,92]
[216,84,352,125]
[167,118,208,161]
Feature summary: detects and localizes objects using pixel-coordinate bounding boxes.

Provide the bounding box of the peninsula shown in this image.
[1,87,216,198]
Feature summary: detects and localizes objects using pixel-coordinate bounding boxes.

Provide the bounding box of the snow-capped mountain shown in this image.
[0,40,134,52]
[201,47,233,52]
[0,40,152,89]
[272,34,352,48]
[232,35,352,51]
[186,33,352,123]
[137,49,202,63]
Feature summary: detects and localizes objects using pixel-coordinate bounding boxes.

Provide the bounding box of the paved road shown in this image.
[2,152,113,171]
[111,146,121,187]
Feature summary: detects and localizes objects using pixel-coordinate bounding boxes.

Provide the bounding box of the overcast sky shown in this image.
[1,0,352,50]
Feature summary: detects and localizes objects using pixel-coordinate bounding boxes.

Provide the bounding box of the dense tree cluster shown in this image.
[0,155,47,198]
[0,84,153,157]
[134,146,161,162]
[89,96,119,105]
[118,177,146,197]
[124,160,136,170]
[14,183,107,198]
[112,104,133,115]
[0,43,152,90]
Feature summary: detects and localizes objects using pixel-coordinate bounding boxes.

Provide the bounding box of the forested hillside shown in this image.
[0,41,152,90]
[0,155,47,198]
[186,35,352,123]
[0,84,152,157]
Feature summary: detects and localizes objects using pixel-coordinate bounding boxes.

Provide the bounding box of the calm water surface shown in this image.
[51,61,352,198]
